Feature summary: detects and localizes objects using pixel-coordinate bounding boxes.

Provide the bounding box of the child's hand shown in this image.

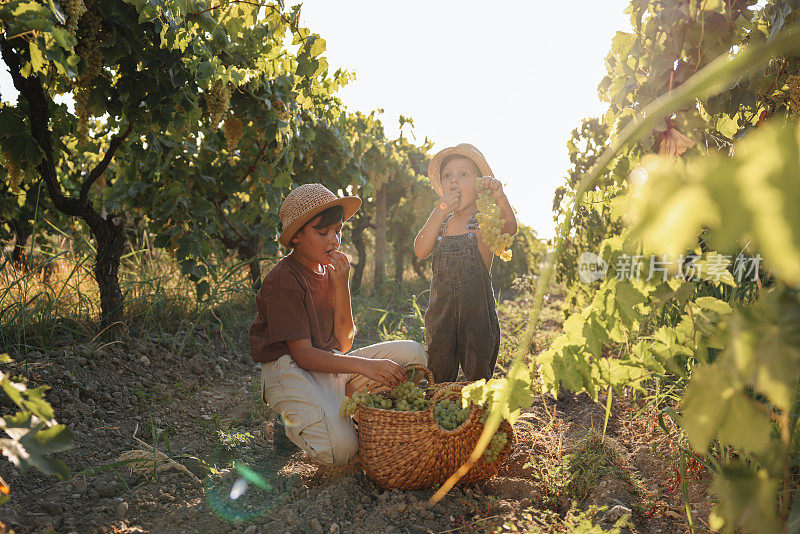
[438,188,461,213]
[326,250,351,287]
[358,358,406,388]
[479,176,505,199]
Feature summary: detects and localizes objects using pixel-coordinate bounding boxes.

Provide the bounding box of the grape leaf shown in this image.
[709,465,780,534]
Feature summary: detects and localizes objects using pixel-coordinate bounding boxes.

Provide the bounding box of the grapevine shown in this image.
[224,117,244,151]
[77,7,103,81]
[3,152,22,194]
[74,4,103,140]
[63,0,87,38]
[205,80,231,126]
[476,182,514,261]
[75,87,90,140]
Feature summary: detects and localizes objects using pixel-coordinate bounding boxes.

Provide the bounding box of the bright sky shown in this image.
[0,1,632,239]
[290,1,633,238]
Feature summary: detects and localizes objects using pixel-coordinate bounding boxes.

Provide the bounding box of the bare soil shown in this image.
[0,299,712,533]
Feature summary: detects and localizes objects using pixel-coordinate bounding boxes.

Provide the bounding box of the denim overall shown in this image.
[424,212,501,383]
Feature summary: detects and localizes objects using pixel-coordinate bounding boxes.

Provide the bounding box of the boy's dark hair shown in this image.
[285,205,345,248]
[311,205,345,229]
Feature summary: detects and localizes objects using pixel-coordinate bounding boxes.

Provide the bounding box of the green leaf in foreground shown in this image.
[0,355,74,486]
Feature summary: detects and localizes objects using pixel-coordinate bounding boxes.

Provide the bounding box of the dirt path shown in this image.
[1,305,711,533]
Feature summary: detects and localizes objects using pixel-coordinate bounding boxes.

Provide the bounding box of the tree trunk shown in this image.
[393,225,410,283]
[2,41,133,338]
[217,230,262,294]
[374,185,387,288]
[238,244,261,292]
[88,213,126,335]
[10,218,31,268]
[247,260,261,292]
[411,254,427,281]
[350,214,370,294]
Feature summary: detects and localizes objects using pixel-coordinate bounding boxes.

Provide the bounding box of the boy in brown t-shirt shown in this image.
[249,183,428,466]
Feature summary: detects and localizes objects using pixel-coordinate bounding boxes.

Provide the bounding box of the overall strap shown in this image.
[438,212,479,238]
[467,211,479,233]
[438,213,452,237]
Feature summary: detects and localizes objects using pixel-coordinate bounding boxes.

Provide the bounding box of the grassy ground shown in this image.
[0,254,713,533]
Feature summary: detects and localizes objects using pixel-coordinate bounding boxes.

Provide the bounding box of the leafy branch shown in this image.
[432,22,800,505]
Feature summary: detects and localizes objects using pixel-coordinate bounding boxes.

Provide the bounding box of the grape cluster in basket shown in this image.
[477,410,509,462]
[338,380,430,417]
[392,380,429,411]
[339,380,510,463]
[433,398,470,430]
[339,382,470,432]
[484,432,508,463]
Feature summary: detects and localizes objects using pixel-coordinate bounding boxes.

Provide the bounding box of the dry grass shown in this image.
[0,240,261,352]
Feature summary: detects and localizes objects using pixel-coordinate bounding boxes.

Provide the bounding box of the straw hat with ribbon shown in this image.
[427,143,494,196]
[278,183,361,247]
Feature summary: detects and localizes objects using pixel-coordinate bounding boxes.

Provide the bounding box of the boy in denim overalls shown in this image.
[413,144,518,383]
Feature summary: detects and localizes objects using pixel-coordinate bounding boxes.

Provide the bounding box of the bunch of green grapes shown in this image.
[73,5,102,140]
[340,391,369,417]
[77,6,103,82]
[339,391,396,416]
[3,152,22,193]
[205,79,230,126]
[434,398,470,431]
[374,396,393,410]
[394,399,412,411]
[224,117,244,151]
[64,0,87,38]
[392,380,429,411]
[340,380,430,417]
[75,87,90,140]
[483,431,508,463]
[476,182,513,262]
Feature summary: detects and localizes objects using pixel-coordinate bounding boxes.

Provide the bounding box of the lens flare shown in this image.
[204,446,298,524]
[229,478,248,500]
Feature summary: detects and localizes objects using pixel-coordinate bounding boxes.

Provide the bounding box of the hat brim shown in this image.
[428,147,494,196]
[279,196,361,248]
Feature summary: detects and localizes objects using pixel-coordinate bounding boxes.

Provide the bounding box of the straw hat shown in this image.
[278,183,361,247]
[427,143,494,196]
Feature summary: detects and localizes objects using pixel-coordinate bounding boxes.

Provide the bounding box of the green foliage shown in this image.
[629,119,800,285]
[514,504,633,534]
[0,353,73,497]
[1,0,435,326]
[630,130,800,531]
[524,430,637,510]
[491,224,548,293]
[552,118,627,293]
[217,428,253,451]
[449,5,800,532]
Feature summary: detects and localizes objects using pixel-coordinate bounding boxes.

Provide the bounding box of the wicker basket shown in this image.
[355,366,515,490]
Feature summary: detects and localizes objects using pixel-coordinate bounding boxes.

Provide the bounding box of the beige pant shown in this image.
[260,340,428,466]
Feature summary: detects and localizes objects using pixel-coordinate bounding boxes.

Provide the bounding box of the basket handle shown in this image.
[364,364,433,397]
[403,364,434,389]
[429,382,462,405]
[426,382,481,437]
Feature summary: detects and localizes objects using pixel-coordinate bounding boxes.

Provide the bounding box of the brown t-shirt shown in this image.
[249,254,338,363]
